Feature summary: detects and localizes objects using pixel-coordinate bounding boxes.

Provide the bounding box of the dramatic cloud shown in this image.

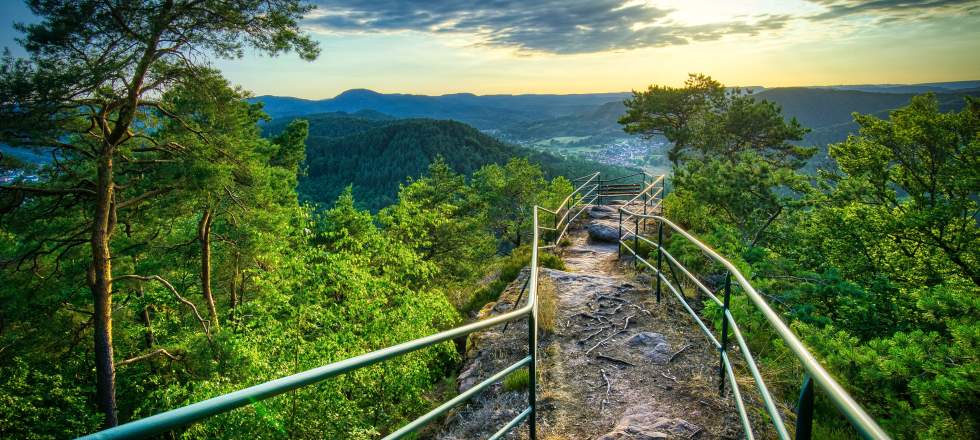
[304,1,791,54]
[807,0,980,21]
[303,1,978,54]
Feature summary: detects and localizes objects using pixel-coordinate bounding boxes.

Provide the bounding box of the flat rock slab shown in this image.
[597,406,700,440]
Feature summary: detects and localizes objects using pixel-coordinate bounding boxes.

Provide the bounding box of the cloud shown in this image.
[304,1,792,54]
[806,0,980,21]
[302,1,979,54]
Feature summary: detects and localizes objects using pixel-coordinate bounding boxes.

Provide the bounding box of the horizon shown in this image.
[2,1,980,98]
[254,80,980,100]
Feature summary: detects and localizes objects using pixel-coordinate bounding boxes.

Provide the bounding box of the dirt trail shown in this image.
[435,207,748,440]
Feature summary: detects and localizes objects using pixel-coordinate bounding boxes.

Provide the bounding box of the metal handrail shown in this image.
[79,187,570,439]
[555,172,599,215]
[617,180,891,440]
[600,171,645,183]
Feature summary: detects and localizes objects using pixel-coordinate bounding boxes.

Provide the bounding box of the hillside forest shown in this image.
[621,74,978,438]
[261,114,634,211]
[0,1,977,440]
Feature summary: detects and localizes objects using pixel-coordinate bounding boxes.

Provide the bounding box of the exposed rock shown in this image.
[588,222,620,242]
[608,200,628,205]
[597,406,700,440]
[492,300,514,313]
[626,332,672,364]
[590,205,617,219]
[457,357,482,393]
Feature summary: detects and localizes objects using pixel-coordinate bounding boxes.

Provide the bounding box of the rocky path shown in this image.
[434,205,749,440]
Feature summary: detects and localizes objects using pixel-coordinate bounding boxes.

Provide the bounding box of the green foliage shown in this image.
[379,158,495,284]
[0,1,591,437]
[621,73,813,172]
[619,74,726,166]
[273,116,633,211]
[462,245,565,315]
[0,358,102,439]
[503,369,530,393]
[658,89,980,438]
[473,158,574,249]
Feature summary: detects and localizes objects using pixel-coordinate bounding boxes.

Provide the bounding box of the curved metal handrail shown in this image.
[617,197,891,439]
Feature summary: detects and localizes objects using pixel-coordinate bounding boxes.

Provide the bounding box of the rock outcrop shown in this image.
[626,332,672,365]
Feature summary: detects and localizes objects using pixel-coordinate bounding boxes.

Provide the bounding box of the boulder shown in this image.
[626,332,672,364]
[597,406,700,440]
[588,222,620,242]
[589,205,617,219]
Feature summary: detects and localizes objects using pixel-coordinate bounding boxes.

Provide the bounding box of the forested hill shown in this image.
[270,114,635,210]
[753,87,980,129]
[261,109,395,138]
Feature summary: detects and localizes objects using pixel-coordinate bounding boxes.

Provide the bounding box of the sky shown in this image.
[2,0,979,98]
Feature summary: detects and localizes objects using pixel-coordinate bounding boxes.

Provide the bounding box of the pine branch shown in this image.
[115,348,182,368]
[113,274,212,341]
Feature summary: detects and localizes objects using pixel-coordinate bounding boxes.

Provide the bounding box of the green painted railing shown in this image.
[78,175,601,440]
[617,175,892,440]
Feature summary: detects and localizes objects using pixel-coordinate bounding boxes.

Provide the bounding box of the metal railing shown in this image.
[616,177,891,440]
[78,178,601,440]
[573,171,653,206]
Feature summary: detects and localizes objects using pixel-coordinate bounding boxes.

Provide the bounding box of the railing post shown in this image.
[596,175,602,205]
[633,216,639,269]
[553,208,559,245]
[655,219,663,303]
[795,374,815,440]
[642,176,648,232]
[618,209,622,260]
[527,297,538,440]
[642,200,648,232]
[719,273,732,395]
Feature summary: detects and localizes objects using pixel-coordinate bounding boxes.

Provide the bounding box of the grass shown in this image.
[461,245,565,315]
[537,278,558,334]
[503,368,530,392]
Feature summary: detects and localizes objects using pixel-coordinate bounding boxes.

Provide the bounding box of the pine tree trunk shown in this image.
[199,208,219,329]
[90,154,118,428]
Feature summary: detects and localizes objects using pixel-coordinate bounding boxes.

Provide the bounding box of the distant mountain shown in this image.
[755,87,978,135]
[753,88,917,129]
[269,115,635,210]
[250,89,632,129]
[510,86,979,144]
[504,100,627,141]
[254,83,979,149]
[813,80,980,94]
[262,109,396,139]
